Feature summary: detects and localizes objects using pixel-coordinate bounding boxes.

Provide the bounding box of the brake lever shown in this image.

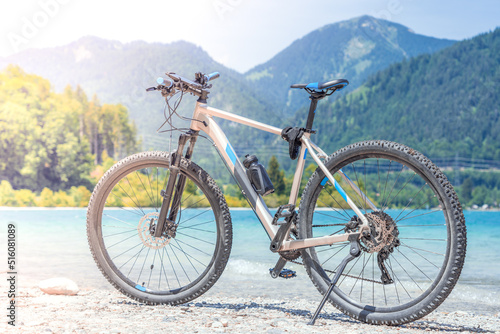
[146,86,157,92]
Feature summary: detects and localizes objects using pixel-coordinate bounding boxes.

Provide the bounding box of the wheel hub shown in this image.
[360,211,400,254]
[137,212,173,249]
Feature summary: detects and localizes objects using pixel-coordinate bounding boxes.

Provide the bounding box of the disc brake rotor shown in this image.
[137,212,171,249]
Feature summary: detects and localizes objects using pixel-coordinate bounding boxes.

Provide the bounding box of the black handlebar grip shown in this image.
[156,77,173,88]
[205,72,220,82]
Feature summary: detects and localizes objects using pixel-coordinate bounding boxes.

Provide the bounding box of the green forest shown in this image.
[0,66,137,206]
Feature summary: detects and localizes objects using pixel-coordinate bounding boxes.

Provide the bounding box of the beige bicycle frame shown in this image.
[190,102,375,251]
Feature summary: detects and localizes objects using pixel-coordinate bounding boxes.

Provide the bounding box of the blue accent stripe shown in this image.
[320,177,328,186]
[333,180,348,201]
[340,169,352,181]
[303,148,308,160]
[225,143,237,165]
[306,82,318,89]
[135,284,146,292]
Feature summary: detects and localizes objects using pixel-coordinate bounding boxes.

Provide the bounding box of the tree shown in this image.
[267,156,285,195]
[460,177,473,204]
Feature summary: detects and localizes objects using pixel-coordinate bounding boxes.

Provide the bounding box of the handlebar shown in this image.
[147,71,220,102]
[156,77,173,88]
[205,72,220,82]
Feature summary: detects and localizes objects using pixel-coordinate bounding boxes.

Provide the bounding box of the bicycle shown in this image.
[86,71,467,325]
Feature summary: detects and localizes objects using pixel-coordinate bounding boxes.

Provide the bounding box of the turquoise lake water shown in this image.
[0,208,498,314]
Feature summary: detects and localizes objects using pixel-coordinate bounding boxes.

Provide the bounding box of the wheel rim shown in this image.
[96,162,220,295]
[305,153,451,312]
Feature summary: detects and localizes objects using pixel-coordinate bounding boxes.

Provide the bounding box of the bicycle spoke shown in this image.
[383,173,416,211]
[394,182,428,221]
[348,162,367,212]
[380,160,392,210]
[107,233,138,249]
[177,220,214,230]
[388,257,412,299]
[125,175,146,212]
[111,241,144,261]
[177,227,215,233]
[117,246,147,272]
[349,252,371,296]
[175,239,212,257]
[178,208,212,225]
[147,249,159,287]
[399,243,445,257]
[137,247,151,283]
[170,244,191,283]
[164,247,181,288]
[136,171,155,210]
[382,164,404,210]
[391,253,422,291]
[396,210,442,223]
[400,237,446,241]
[117,182,145,216]
[158,247,169,290]
[126,245,146,276]
[103,213,136,227]
[102,224,136,230]
[103,229,137,238]
[317,199,350,220]
[323,187,352,219]
[320,243,348,266]
[400,241,440,269]
[396,248,432,281]
[176,231,215,245]
[171,240,207,268]
[314,210,350,222]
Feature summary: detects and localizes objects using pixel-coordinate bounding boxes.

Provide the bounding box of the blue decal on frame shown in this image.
[225,143,237,165]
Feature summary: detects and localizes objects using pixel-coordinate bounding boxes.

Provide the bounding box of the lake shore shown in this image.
[2,288,498,334]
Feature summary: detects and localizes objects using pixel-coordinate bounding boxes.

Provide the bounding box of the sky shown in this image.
[0,0,499,73]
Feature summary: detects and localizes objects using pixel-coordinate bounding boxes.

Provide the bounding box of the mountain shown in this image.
[307,28,500,161]
[245,15,456,114]
[0,37,280,153]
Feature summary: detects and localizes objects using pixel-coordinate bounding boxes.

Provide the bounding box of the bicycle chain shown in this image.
[279,219,382,284]
[282,257,383,285]
[311,223,346,227]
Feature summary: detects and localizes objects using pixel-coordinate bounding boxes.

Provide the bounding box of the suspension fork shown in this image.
[154,129,199,238]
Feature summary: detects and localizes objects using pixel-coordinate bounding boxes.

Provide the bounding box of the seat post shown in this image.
[305,96,320,130]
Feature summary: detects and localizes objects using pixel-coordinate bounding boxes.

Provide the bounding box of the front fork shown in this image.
[154,130,199,238]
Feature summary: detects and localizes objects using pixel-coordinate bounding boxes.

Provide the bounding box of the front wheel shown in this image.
[299,140,466,325]
[87,151,232,305]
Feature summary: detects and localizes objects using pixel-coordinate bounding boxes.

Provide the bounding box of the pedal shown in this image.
[278,268,296,279]
[269,266,297,279]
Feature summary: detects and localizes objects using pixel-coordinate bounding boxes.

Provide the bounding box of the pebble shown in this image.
[39,277,79,296]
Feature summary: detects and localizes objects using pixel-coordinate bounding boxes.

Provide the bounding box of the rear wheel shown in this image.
[87,151,232,305]
[299,141,466,325]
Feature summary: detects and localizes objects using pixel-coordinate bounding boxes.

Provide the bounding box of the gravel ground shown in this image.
[1,288,499,333]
